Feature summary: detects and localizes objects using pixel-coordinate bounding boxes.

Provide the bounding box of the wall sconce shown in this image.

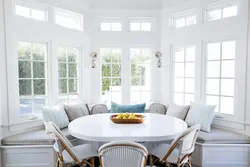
[155,51,162,68]
[90,52,97,68]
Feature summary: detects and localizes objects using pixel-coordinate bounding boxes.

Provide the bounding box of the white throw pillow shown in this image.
[166,103,190,120]
[42,105,69,132]
[185,103,216,132]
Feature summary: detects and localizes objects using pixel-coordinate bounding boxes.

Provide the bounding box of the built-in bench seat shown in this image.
[1,127,250,167]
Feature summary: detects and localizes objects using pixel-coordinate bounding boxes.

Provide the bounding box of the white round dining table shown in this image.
[68,113,187,142]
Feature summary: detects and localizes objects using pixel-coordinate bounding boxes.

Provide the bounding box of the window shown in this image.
[101,48,122,104]
[174,15,196,28]
[206,5,238,21]
[100,19,122,31]
[130,48,151,105]
[55,9,83,31]
[58,47,80,103]
[130,22,152,32]
[172,46,195,105]
[15,4,46,21]
[205,41,235,115]
[18,41,47,114]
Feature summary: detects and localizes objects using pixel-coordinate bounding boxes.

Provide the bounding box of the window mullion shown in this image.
[218,42,223,114]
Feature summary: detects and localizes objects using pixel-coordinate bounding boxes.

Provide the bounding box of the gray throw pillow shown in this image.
[64,103,90,122]
[166,103,190,120]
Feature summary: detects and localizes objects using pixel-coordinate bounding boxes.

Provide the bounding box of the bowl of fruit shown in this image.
[110,113,145,124]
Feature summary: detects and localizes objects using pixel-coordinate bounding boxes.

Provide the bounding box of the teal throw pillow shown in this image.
[111,102,146,113]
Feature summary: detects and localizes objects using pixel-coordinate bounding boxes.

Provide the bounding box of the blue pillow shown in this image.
[111,102,146,113]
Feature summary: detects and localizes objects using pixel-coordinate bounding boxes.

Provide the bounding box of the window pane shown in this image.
[111,22,122,31]
[102,52,112,63]
[131,92,141,104]
[175,18,185,28]
[207,43,221,60]
[19,80,32,96]
[112,64,121,77]
[102,64,111,77]
[33,62,45,78]
[185,62,195,77]
[111,49,121,63]
[221,60,235,78]
[68,64,77,77]
[175,49,184,62]
[207,9,222,21]
[55,11,82,30]
[102,78,111,93]
[130,22,140,31]
[18,42,31,60]
[131,78,141,86]
[207,61,220,77]
[141,22,151,31]
[69,79,77,93]
[174,63,185,77]
[186,46,195,61]
[20,99,32,114]
[174,93,184,105]
[18,61,31,78]
[58,63,67,77]
[31,9,45,21]
[223,6,238,18]
[33,79,45,95]
[15,5,30,17]
[186,16,196,26]
[58,47,67,62]
[59,79,67,94]
[185,94,194,105]
[222,41,235,59]
[112,78,121,86]
[33,43,45,60]
[206,79,220,95]
[220,97,234,114]
[206,95,219,112]
[101,22,111,31]
[185,78,194,93]
[141,92,150,105]
[221,79,234,96]
[68,47,78,62]
[174,78,184,92]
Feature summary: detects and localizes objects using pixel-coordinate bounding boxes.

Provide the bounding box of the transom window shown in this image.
[130,48,151,105]
[206,5,238,21]
[55,9,83,31]
[205,41,236,115]
[174,15,196,28]
[18,41,47,114]
[172,46,196,105]
[58,46,80,103]
[101,48,122,104]
[129,21,151,32]
[100,19,122,31]
[15,4,46,21]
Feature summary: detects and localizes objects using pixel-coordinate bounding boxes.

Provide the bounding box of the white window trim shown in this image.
[99,17,122,32]
[171,9,197,29]
[128,17,154,32]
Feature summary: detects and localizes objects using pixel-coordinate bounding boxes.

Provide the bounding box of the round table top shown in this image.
[68,113,187,142]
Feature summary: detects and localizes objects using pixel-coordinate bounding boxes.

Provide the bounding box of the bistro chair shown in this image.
[149,103,167,115]
[47,122,97,167]
[90,104,109,115]
[99,141,148,167]
[149,125,200,167]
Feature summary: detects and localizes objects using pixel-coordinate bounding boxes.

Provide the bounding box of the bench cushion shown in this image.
[2,128,78,146]
[197,127,250,144]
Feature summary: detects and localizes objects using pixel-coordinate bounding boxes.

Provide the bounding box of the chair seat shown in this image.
[150,144,188,164]
[62,144,98,163]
